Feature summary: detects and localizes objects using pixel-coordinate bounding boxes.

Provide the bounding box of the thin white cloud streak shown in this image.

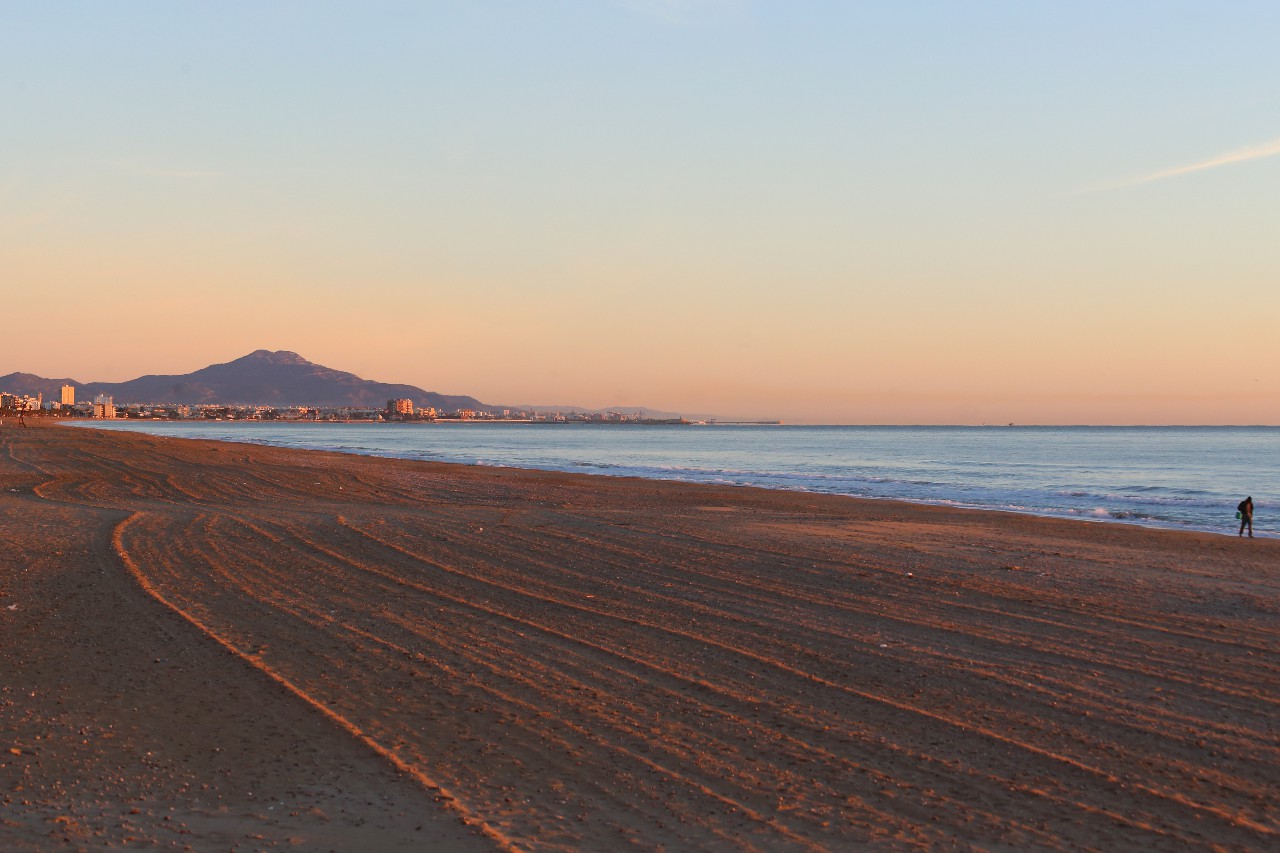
[1082,135,1280,194]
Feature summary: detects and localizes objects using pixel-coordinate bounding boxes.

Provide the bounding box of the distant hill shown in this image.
[0,372,82,401]
[0,350,498,412]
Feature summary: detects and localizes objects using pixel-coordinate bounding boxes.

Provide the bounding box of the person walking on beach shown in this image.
[1238,496,1254,537]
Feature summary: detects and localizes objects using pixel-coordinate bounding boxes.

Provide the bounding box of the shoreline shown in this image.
[3,421,1278,850]
[70,419,1271,540]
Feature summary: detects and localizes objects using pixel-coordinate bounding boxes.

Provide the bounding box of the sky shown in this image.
[3,1,1277,424]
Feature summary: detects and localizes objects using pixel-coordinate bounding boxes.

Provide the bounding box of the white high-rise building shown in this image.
[61,385,75,406]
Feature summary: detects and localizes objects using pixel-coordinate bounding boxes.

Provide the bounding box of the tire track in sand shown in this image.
[110,510,524,853]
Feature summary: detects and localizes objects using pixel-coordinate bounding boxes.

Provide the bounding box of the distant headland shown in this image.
[0,349,750,424]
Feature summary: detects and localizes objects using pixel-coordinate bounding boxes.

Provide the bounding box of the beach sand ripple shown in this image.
[2,423,1277,850]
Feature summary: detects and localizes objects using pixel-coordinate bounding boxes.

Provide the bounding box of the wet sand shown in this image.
[2,421,1277,851]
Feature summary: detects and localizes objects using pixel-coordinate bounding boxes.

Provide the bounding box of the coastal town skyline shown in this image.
[0,348,723,421]
[0,344,1262,425]
[4,3,1278,424]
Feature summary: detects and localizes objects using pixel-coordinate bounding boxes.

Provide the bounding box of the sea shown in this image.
[76,422,1277,538]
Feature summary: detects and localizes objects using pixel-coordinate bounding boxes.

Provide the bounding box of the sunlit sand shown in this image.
[2,422,1276,850]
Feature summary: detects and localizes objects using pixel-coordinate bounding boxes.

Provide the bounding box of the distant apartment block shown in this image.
[1,393,41,411]
[92,394,116,419]
[387,398,414,416]
[61,384,75,406]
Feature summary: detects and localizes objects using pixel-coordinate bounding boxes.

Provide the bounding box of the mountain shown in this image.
[0,350,497,411]
[0,372,81,402]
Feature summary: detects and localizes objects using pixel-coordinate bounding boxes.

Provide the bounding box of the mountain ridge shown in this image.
[0,350,497,412]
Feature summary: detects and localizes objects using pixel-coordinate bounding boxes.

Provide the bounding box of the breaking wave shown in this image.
[75,422,1278,537]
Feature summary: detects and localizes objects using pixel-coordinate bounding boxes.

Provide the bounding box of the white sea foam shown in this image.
[74,422,1278,537]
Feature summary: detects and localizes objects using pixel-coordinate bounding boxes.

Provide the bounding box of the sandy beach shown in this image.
[1,421,1277,851]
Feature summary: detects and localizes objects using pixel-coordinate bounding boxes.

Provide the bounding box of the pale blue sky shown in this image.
[3,2,1277,422]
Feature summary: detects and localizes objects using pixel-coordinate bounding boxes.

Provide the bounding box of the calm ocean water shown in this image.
[78,422,1276,537]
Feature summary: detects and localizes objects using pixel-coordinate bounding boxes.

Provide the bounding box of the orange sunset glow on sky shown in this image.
[3,2,1277,423]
